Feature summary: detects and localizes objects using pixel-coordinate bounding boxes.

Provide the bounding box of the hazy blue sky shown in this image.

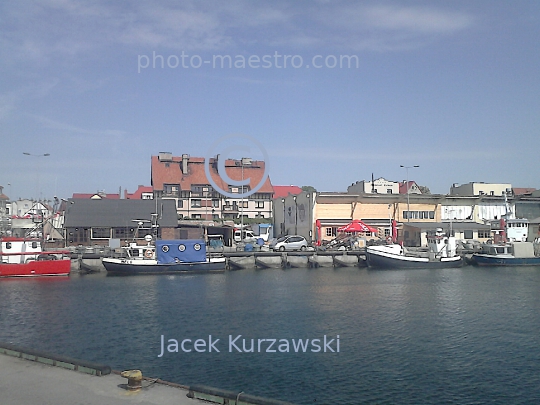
[1,1,539,200]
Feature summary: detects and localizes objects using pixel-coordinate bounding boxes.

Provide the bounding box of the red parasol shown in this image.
[337,220,378,233]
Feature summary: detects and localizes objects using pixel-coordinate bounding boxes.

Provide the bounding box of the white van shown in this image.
[234,229,255,242]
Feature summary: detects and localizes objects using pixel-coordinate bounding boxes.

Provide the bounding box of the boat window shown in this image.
[5,242,11,249]
[496,247,505,254]
[31,241,38,249]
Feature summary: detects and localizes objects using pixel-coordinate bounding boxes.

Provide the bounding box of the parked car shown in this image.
[270,235,308,251]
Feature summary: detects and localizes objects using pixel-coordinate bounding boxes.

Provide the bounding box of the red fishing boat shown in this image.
[0,237,71,277]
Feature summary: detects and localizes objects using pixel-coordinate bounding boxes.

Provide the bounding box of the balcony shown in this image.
[223,205,239,213]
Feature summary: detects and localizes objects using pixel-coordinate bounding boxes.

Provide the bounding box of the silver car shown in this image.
[270,235,308,251]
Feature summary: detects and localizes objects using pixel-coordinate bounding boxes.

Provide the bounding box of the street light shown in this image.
[23,152,50,200]
[281,198,285,235]
[400,165,419,222]
[293,195,298,235]
[240,157,251,242]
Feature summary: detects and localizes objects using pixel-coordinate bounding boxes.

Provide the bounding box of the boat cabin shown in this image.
[426,228,457,258]
[1,237,44,264]
[480,244,513,257]
[490,218,529,243]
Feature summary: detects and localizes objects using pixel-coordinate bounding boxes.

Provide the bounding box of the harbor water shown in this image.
[1,266,540,404]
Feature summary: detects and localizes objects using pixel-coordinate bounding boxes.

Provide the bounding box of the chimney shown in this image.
[158,152,173,162]
[214,154,220,173]
[182,154,189,174]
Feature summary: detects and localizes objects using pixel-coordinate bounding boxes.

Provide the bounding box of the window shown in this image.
[163,184,180,196]
[113,228,131,239]
[387,189,393,194]
[326,227,337,237]
[256,201,265,209]
[177,200,184,209]
[191,199,201,208]
[241,201,248,208]
[403,210,435,220]
[464,230,473,239]
[255,212,264,218]
[91,227,111,239]
[212,199,220,207]
[192,214,201,219]
[478,230,491,238]
[69,228,89,244]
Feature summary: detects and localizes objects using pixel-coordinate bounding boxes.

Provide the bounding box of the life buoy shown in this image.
[144,249,153,259]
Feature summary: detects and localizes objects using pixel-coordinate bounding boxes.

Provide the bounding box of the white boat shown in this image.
[366,228,463,269]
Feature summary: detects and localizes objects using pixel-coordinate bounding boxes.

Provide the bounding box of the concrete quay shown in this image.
[73,250,368,273]
[0,343,297,405]
[0,352,204,405]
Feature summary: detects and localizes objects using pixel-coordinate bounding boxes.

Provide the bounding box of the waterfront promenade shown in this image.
[0,353,206,405]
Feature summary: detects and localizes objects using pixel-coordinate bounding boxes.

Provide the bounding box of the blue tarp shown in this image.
[156,240,207,264]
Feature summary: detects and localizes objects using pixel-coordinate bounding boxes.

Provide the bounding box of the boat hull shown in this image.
[102,258,226,275]
[470,254,540,267]
[366,249,463,269]
[0,260,71,278]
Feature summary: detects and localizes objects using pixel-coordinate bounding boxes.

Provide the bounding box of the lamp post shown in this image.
[23,152,50,201]
[293,195,298,235]
[281,198,285,236]
[239,157,251,242]
[400,165,419,222]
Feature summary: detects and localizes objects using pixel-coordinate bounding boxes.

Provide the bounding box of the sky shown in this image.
[1,0,539,201]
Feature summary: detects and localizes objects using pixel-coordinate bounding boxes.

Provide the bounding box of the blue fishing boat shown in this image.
[102,239,225,275]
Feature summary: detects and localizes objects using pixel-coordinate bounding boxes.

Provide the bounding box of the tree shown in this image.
[301,185,317,193]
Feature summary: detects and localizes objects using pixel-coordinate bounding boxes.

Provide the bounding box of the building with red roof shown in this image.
[273,185,302,199]
[124,185,154,200]
[151,152,274,220]
[399,181,422,195]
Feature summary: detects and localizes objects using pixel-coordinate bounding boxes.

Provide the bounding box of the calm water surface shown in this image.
[1,266,540,404]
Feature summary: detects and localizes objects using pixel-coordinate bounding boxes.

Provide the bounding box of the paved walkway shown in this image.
[0,353,207,405]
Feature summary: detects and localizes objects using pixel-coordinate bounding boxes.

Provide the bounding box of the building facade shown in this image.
[450,182,512,196]
[277,192,522,247]
[151,152,273,220]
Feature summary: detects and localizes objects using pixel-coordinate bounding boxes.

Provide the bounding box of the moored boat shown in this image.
[366,228,463,269]
[0,237,71,277]
[470,242,540,266]
[102,238,225,275]
[470,217,540,266]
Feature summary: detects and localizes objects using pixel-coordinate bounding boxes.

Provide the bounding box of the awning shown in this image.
[337,220,378,233]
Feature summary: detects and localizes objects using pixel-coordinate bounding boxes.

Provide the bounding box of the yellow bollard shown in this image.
[120,369,143,390]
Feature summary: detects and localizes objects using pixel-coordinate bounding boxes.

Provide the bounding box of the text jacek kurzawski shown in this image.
[158,335,340,357]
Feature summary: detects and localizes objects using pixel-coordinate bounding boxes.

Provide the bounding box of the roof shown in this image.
[151,155,274,194]
[399,181,419,194]
[513,188,536,196]
[64,199,177,228]
[273,185,302,198]
[125,185,153,199]
[72,193,120,199]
